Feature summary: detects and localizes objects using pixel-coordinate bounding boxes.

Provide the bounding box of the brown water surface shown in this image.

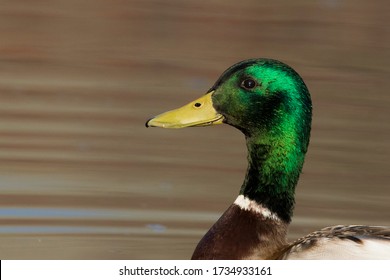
[0,0,389,259]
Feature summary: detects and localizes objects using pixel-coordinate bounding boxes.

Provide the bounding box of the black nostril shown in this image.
[194,102,202,108]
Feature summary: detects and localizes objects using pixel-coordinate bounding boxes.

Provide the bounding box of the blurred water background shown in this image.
[0,0,388,259]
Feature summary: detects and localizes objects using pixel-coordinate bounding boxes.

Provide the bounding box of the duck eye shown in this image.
[241,78,257,90]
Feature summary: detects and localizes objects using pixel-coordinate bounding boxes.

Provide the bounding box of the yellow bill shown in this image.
[146,91,224,128]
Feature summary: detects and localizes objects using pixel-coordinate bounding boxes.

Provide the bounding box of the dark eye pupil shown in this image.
[242,79,256,89]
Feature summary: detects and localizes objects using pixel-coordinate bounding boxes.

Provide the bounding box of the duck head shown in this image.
[146,58,311,144]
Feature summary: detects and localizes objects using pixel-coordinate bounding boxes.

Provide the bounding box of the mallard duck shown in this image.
[146,58,390,259]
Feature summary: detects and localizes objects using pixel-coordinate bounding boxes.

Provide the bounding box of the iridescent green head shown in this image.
[210,58,312,147]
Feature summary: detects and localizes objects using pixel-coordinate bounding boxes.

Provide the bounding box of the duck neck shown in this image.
[239,133,307,223]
